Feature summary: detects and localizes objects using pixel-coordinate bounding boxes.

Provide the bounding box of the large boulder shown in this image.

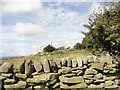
[34,60,42,72]
[0,62,13,73]
[25,60,34,76]
[59,76,84,84]
[85,68,98,75]
[90,63,104,70]
[41,58,50,73]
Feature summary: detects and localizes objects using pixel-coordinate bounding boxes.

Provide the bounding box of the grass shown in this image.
[0,49,92,65]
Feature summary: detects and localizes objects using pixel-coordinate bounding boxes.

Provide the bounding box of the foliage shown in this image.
[43,44,56,53]
[73,43,83,50]
[82,2,120,56]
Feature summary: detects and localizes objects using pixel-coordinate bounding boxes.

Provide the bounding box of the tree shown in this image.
[73,43,83,50]
[43,44,56,52]
[82,2,120,56]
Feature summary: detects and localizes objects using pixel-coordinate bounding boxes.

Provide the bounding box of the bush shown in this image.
[43,44,56,53]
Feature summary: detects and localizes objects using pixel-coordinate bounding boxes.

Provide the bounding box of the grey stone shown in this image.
[82,58,88,65]
[60,82,70,88]
[2,73,12,78]
[15,81,26,88]
[67,58,72,67]
[61,58,67,66]
[41,58,50,73]
[115,79,120,85]
[26,78,34,84]
[83,75,94,80]
[63,73,76,77]
[15,73,27,80]
[55,59,61,68]
[58,67,71,74]
[88,84,97,88]
[94,79,105,83]
[4,79,15,84]
[72,59,78,68]
[0,76,6,81]
[70,82,88,89]
[85,68,98,75]
[46,73,59,80]
[85,79,93,84]
[77,58,83,67]
[52,82,60,89]
[105,85,118,89]
[105,80,114,87]
[104,64,117,70]
[25,60,34,76]
[34,60,42,72]
[49,60,57,73]
[94,73,103,79]
[4,84,15,89]
[59,76,84,84]
[0,62,13,73]
[90,63,104,70]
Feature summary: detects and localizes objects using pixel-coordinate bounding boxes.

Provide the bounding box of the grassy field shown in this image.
[0,49,92,65]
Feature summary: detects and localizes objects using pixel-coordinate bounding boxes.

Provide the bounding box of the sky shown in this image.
[0,0,116,57]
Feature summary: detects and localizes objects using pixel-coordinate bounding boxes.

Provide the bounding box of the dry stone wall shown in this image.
[0,55,120,89]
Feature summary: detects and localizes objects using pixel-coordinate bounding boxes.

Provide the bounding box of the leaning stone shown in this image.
[105,80,114,87]
[2,73,12,78]
[58,67,71,74]
[15,81,26,88]
[34,60,42,72]
[49,60,57,73]
[77,58,83,67]
[85,68,98,75]
[41,58,50,73]
[4,79,15,84]
[70,82,87,89]
[67,58,72,67]
[0,62,13,73]
[90,63,104,70]
[15,73,27,80]
[61,58,67,66]
[59,76,84,84]
[94,73,103,79]
[25,60,34,76]
[60,82,69,89]
[55,59,61,68]
[72,59,78,68]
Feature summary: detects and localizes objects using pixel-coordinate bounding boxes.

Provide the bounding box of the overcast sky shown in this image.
[1,0,115,57]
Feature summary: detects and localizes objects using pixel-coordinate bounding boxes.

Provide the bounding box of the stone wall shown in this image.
[0,55,120,89]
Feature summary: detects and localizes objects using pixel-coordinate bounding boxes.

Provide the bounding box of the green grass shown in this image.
[0,49,92,65]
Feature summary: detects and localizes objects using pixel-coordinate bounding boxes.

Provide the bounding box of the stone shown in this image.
[100,54,113,64]
[96,83,105,88]
[55,59,61,68]
[26,78,34,84]
[61,58,67,66]
[85,79,93,84]
[46,79,57,86]
[88,84,97,88]
[33,74,47,84]
[94,73,103,79]
[103,70,109,73]
[72,59,78,68]
[59,76,84,84]
[32,72,44,76]
[104,64,117,70]
[77,71,83,76]
[109,68,117,73]
[0,76,6,81]
[2,73,12,78]
[94,79,105,83]
[115,79,120,85]
[90,63,104,70]
[72,70,82,74]
[58,67,71,74]
[105,80,114,87]
[4,79,15,84]
[13,60,25,73]
[34,85,42,88]
[63,74,76,77]
[52,82,60,89]
[70,82,87,89]
[4,84,15,89]
[60,82,69,88]
[34,60,42,72]
[49,60,57,73]
[15,81,26,88]
[85,68,98,75]
[108,76,118,81]
[67,58,72,67]
[83,75,94,80]
[25,60,34,76]
[41,58,50,73]
[82,58,88,65]
[46,73,59,80]
[0,62,13,73]
[86,55,94,63]
[15,73,27,80]
[105,85,118,89]
[77,58,83,67]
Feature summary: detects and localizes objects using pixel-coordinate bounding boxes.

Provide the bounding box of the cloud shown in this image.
[1,0,41,13]
[12,22,46,37]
